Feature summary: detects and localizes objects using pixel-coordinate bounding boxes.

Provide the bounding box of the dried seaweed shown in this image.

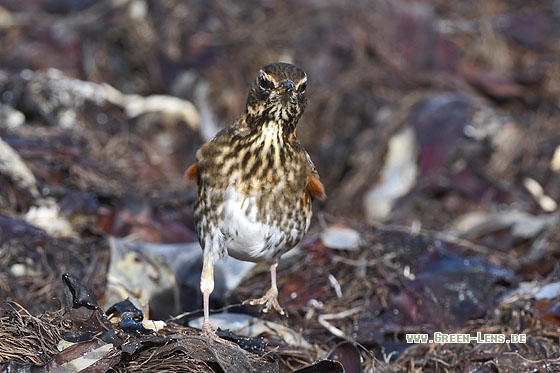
[0,302,71,365]
[0,0,559,371]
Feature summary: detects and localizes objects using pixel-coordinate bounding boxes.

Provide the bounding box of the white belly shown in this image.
[219,185,299,262]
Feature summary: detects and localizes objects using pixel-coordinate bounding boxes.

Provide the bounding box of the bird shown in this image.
[185,62,326,341]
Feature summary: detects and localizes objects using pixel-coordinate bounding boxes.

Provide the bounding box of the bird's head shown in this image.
[246,62,307,129]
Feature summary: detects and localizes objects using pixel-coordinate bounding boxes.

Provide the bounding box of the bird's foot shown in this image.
[245,287,286,315]
[201,319,238,347]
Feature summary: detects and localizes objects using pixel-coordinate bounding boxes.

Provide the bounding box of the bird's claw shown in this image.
[245,288,286,316]
[201,320,238,347]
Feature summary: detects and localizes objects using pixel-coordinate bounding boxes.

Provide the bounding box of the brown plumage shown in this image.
[186,62,325,341]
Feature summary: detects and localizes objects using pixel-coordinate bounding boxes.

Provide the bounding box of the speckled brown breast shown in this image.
[194,119,313,262]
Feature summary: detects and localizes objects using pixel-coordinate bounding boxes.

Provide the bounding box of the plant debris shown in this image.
[1,0,559,371]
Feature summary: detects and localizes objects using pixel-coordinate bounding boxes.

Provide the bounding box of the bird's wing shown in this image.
[185,161,198,181]
[304,150,326,200]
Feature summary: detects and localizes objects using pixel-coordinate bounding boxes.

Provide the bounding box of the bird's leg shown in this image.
[200,250,216,336]
[200,249,236,346]
[246,262,286,315]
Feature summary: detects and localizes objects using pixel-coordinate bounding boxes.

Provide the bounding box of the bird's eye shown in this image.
[298,81,307,93]
[258,75,274,90]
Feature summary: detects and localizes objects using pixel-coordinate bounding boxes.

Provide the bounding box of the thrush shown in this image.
[186,62,326,341]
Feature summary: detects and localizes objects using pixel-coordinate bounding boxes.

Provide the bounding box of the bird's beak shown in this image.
[278,80,295,94]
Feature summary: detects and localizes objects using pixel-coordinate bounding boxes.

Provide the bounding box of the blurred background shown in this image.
[0,0,559,371]
[1,0,559,226]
